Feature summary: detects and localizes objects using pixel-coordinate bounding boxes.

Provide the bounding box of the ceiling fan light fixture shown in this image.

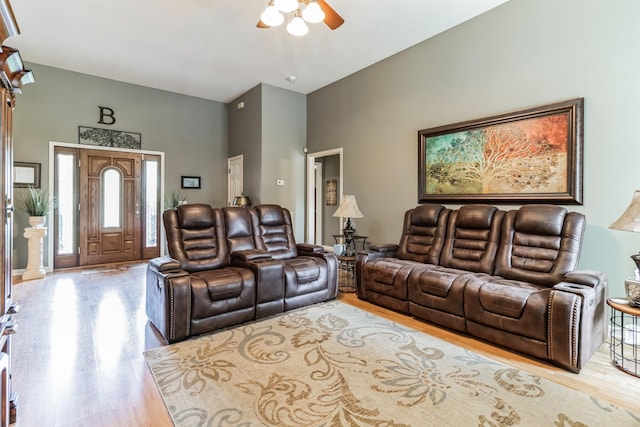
[287,14,309,36]
[261,3,284,27]
[274,0,299,13]
[302,1,325,24]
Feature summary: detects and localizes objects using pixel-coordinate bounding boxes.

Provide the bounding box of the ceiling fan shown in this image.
[257,0,344,36]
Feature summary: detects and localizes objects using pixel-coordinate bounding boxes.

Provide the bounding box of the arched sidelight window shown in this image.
[102,168,122,228]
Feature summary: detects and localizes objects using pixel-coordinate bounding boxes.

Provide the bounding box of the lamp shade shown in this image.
[333,195,363,219]
[233,195,252,207]
[610,190,640,232]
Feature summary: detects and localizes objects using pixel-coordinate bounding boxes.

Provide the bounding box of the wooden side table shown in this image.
[336,255,356,293]
[607,298,640,377]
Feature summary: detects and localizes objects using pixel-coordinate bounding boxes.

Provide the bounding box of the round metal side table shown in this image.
[336,255,356,293]
[607,298,640,377]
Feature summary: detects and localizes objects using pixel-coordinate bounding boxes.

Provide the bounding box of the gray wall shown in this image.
[229,84,306,240]
[13,63,228,268]
[261,84,306,239]
[307,0,640,297]
[228,84,262,203]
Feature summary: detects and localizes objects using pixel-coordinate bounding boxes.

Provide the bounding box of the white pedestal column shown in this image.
[22,226,47,281]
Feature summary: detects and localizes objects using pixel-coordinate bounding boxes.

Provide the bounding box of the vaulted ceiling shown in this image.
[9,0,509,102]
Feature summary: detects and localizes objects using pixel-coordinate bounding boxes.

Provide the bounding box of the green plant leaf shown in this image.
[21,186,56,216]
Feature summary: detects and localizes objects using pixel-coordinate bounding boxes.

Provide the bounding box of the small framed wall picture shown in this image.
[14,162,41,188]
[181,176,201,189]
[326,179,337,206]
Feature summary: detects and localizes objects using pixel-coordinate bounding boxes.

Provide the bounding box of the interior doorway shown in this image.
[314,161,323,244]
[306,148,343,246]
[227,155,243,206]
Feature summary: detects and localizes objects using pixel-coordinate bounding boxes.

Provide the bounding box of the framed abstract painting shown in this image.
[418,98,584,204]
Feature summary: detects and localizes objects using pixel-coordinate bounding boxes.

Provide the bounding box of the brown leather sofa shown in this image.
[146,204,338,343]
[356,204,607,373]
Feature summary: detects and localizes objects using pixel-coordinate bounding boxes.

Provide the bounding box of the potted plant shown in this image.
[164,190,184,210]
[21,186,55,227]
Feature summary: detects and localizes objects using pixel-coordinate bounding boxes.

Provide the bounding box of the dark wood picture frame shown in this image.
[181,176,201,189]
[13,161,41,188]
[418,98,584,204]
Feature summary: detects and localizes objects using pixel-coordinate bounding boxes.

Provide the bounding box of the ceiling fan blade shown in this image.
[317,0,344,30]
[257,19,270,29]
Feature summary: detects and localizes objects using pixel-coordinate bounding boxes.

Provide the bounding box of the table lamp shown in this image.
[333,195,364,256]
[609,190,640,306]
[232,195,251,208]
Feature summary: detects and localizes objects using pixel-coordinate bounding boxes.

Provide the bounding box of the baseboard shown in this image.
[12,266,53,278]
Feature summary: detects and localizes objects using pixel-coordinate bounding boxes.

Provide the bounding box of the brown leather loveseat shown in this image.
[356,204,607,373]
[146,203,338,343]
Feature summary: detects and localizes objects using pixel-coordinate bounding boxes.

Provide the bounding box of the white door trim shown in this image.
[227,154,244,206]
[306,148,343,244]
[314,161,323,244]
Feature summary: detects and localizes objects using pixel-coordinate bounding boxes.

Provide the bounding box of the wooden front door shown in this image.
[79,149,142,265]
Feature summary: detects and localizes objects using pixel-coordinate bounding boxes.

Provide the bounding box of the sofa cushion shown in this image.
[514,205,565,236]
[409,266,465,298]
[407,265,476,331]
[177,204,216,229]
[283,257,327,297]
[223,207,261,252]
[440,205,503,274]
[495,205,585,286]
[364,258,426,301]
[164,204,230,272]
[255,204,298,260]
[477,282,531,318]
[190,267,256,321]
[395,204,449,264]
[464,276,550,342]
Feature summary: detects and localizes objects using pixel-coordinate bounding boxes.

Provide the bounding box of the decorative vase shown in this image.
[28,216,46,228]
[625,278,640,308]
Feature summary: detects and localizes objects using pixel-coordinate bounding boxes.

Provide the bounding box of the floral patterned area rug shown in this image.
[144,301,639,426]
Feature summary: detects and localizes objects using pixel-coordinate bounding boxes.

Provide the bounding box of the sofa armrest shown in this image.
[549,272,608,372]
[149,255,187,276]
[230,249,272,262]
[354,245,397,301]
[297,243,325,254]
[562,270,607,289]
[368,243,398,256]
[146,261,191,343]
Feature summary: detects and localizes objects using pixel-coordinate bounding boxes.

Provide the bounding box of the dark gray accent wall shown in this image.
[306,0,640,297]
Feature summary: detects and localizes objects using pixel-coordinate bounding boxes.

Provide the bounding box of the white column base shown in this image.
[22,226,47,281]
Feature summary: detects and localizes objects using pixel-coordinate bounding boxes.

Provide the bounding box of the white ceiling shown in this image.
[8,0,509,103]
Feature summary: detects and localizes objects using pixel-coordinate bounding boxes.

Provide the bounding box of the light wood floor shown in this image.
[10,263,640,426]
